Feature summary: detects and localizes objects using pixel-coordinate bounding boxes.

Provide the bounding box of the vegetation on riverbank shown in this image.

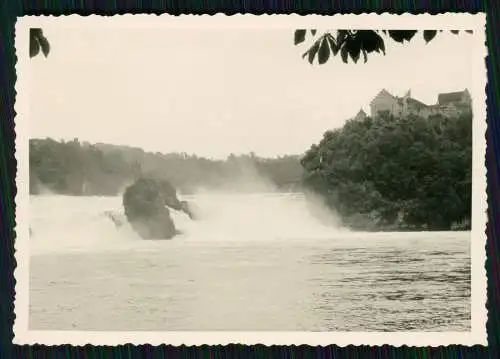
[301,111,472,231]
[29,139,304,196]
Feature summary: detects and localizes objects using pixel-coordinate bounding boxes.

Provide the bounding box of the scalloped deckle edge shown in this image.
[13,12,488,346]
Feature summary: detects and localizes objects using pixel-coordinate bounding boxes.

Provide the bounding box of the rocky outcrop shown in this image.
[122,177,194,239]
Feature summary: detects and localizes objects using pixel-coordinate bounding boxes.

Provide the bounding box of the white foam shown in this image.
[29,192,347,254]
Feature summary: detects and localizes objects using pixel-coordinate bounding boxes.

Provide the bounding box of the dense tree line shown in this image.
[29,138,304,196]
[301,111,472,231]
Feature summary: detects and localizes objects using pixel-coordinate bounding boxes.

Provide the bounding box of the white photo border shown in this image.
[13,13,488,346]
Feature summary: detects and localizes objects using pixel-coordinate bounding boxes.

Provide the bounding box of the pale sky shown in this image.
[30,27,474,159]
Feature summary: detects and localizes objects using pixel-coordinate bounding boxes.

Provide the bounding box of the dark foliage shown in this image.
[301,111,472,231]
[295,29,473,65]
[29,28,50,58]
[29,138,304,195]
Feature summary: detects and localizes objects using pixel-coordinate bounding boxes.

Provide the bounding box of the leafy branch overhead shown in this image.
[30,28,50,58]
[294,29,473,65]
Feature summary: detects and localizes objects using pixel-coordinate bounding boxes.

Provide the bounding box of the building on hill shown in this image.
[352,109,368,121]
[438,90,472,106]
[367,88,472,119]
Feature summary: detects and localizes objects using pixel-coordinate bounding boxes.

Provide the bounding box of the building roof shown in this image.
[370,89,396,106]
[437,90,467,105]
[378,89,394,98]
[406,97,428,108]
[352,109,367,121]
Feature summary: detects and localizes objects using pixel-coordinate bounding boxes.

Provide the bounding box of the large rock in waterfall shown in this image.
[122,177,195,239]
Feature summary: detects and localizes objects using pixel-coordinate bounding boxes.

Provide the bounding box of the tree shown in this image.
[294,29,473,65]
[301,111,472,230]
[29,138,304,196]
[29,28,50,58]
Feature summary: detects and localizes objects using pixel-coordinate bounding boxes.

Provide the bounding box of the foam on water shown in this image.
[29,192,470,255]
[29,192,348,254]
[175,191,344,241]
[29,195,136,254]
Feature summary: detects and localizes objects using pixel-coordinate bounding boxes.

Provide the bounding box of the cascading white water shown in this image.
[175,191,345,241]
[29,195,137,254]
[28,191,348,254]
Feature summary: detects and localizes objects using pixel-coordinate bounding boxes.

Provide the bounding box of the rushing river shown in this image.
[29,193,471,332]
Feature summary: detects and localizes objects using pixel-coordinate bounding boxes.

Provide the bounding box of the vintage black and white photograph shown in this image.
[14,14,487,346]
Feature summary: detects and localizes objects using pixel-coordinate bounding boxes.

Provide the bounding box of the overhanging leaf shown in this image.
[317,38,330,65]
[387,30,405,43]
[30,36,40,58]
[29,28,50,58]
[29,28,42,58]
[358,30,384,54]
[336,30,348,46]
[327,35,338,55]
[294,29,307,45]
[307,40,321,64]
[346,34,362,64]
[30,28,43,40]
[38,35,50,57]
[378,34,386,55]
[340,45,348,64]
[388,30,418,43]
[423,30,437,43]
[350,48,361,63]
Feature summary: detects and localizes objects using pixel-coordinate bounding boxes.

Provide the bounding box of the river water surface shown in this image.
[29,193,471,331]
